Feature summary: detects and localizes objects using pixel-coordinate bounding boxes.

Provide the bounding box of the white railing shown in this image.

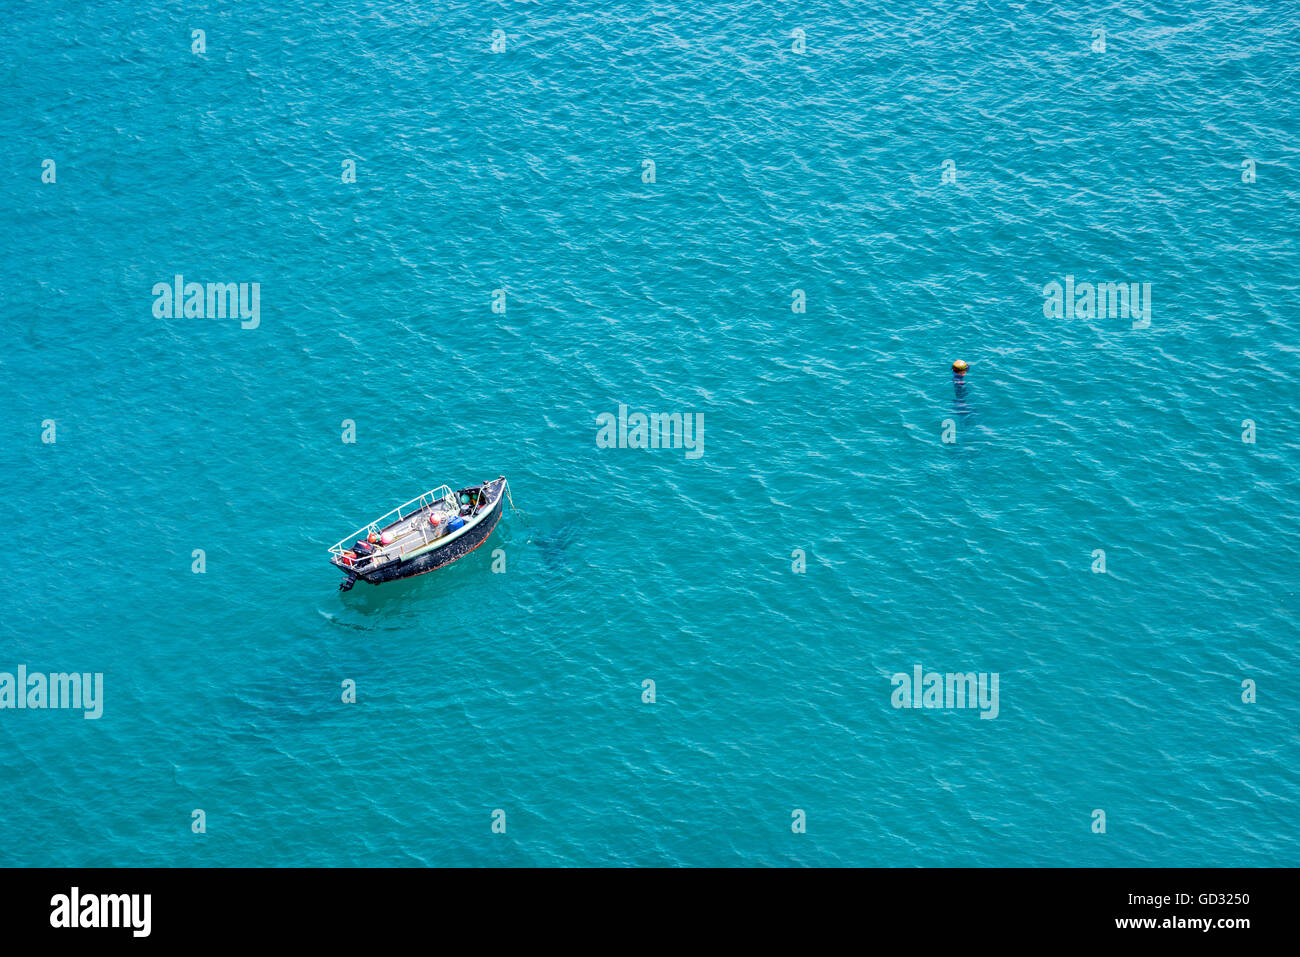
[328,485,456,557]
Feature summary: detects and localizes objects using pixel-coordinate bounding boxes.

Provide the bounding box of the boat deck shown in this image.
[329,478,509,589]
[376,501,460,558]
[329,485,459,567]
[329,481,506,573]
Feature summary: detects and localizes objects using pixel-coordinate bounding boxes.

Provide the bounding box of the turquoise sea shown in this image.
[1,0,1297,866]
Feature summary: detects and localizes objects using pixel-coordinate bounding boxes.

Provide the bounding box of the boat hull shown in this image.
[341,478,506,587]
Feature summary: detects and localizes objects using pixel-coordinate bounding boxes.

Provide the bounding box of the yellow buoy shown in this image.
[952,359,968,375]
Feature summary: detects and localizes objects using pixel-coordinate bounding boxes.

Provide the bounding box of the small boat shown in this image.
[329,477,509,591]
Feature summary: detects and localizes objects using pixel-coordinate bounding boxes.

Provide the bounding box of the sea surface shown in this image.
[1,0,1297,866]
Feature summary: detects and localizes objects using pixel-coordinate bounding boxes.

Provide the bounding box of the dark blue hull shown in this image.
[333,477,507,590]
[362,491,503,584]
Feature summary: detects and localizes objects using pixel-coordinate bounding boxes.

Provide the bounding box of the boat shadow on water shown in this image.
[531,516,582,576]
